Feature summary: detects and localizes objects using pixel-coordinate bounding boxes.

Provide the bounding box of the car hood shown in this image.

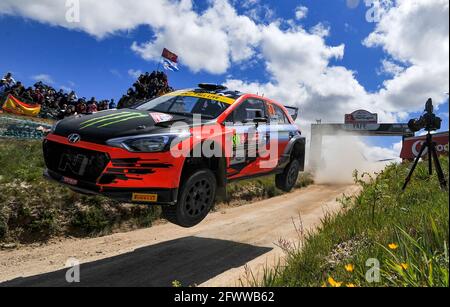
[53,109,196,144]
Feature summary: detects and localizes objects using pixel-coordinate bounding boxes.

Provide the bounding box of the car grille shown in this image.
[43,140,110,183]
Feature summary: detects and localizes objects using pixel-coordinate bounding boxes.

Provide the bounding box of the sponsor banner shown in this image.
[345,110,378,124]
[400,132,449,160]
[1,94,41,117]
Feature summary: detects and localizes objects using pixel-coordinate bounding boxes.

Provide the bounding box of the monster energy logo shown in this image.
[80,112,148,129]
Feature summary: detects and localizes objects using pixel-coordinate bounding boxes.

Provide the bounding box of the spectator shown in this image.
[87,101,98,113]
[1,72,16,88]
[1,70,173,118]
[76,102,87,115]
[117,71,173,109]
[109,99,116,109]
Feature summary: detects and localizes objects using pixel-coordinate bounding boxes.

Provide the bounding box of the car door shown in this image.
[266,102,293,169]
[225,98,270,179]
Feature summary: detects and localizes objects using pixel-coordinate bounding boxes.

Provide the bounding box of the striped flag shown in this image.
[161,48,179,72]
[163,59,179,72]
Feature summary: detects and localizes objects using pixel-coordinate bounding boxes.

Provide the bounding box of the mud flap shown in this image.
[216,157,228,201]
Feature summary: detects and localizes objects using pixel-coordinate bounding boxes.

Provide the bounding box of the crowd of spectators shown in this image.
[117,71,174,109]
[0,70,173,119]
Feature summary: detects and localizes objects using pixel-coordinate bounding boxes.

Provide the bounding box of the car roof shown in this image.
[174,84,282,107]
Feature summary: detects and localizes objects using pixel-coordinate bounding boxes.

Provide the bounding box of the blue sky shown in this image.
[1,0,388,97]
[0,0,448,157]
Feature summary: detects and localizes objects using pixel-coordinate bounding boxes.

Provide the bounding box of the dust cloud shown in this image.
[312,136,396,184]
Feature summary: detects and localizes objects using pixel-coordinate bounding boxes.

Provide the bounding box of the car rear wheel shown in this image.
[162,169,217,228]
[275,159,300,192]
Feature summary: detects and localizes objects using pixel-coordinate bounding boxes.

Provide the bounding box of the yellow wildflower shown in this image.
[328,277,342,288]
[345,264,354,272]
[400,263,409,270]
[346,283,356,287]
[388,243,399,250]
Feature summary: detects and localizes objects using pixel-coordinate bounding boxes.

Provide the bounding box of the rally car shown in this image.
[43,84,306,227]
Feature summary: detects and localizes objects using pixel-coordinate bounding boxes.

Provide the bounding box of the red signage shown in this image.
[345,110,378,124]
[400,132,449,161]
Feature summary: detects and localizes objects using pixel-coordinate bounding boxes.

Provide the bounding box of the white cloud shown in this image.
[1,0,448,158]
[128,69,143,79]
[236,0,275,23]
[310,23,330,38]
[225,23,386,125]
[378,59,405,76]
[31,74,54,84]
[226,0,449,125]
[130,0,263,74]
[365,0,449,111]
[295,6,308,20]
[0,0,261,74]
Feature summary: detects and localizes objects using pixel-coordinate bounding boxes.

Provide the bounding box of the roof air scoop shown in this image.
[198,84,228,91]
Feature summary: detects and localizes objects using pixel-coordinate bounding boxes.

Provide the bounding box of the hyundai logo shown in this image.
[68,133,81,144]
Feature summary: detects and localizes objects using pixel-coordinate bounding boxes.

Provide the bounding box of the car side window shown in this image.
[269,103,289,124]
[231,99,266,124]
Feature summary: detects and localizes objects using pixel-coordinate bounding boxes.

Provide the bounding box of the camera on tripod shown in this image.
[403,98,447,191]
[408,98,442,132]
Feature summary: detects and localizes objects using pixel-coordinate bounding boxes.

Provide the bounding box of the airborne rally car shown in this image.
[43,84,305,227]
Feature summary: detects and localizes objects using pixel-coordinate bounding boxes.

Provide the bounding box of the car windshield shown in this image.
[135,92,232,119]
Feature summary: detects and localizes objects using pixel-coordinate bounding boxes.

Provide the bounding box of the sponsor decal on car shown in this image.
[165,91,236,105]
[132,193,158,203]
[149,112,174,123]
[79,112,148,129]
[62,176,78,186]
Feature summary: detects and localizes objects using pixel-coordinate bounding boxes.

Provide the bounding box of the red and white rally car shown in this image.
[43,84,306,227]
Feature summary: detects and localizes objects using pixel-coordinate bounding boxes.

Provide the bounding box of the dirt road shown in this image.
[0,184,358,287]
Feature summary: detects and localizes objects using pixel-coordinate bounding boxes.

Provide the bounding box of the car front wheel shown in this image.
[162,169,217,228]
[275,159,300,192]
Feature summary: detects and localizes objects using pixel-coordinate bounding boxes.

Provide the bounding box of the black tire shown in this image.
[162,169,217,228]
[275,159,300,192]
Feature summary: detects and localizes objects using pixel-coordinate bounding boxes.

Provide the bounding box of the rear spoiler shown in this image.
[284,106,299,121]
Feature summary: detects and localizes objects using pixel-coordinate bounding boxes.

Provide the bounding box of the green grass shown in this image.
[0,140,162,242]
[251,157,449,287]
[0,139,312,244]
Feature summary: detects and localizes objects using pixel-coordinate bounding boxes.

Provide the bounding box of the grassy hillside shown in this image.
[0,139,312,244]
[253,157,449,287]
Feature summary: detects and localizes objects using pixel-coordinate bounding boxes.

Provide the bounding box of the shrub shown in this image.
[71,205,111,234]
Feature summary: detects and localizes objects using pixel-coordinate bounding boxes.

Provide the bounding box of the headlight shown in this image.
[107,132,190,153]
[124,136,170,152]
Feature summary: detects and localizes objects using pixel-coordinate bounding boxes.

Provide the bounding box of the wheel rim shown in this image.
[184,179,212,218]
[287,164,299,187]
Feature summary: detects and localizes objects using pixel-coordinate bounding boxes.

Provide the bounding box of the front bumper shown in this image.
[43,134,184,205]
[44,169,178,205]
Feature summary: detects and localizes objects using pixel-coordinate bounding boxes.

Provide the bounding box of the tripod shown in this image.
[402,131,448,191]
